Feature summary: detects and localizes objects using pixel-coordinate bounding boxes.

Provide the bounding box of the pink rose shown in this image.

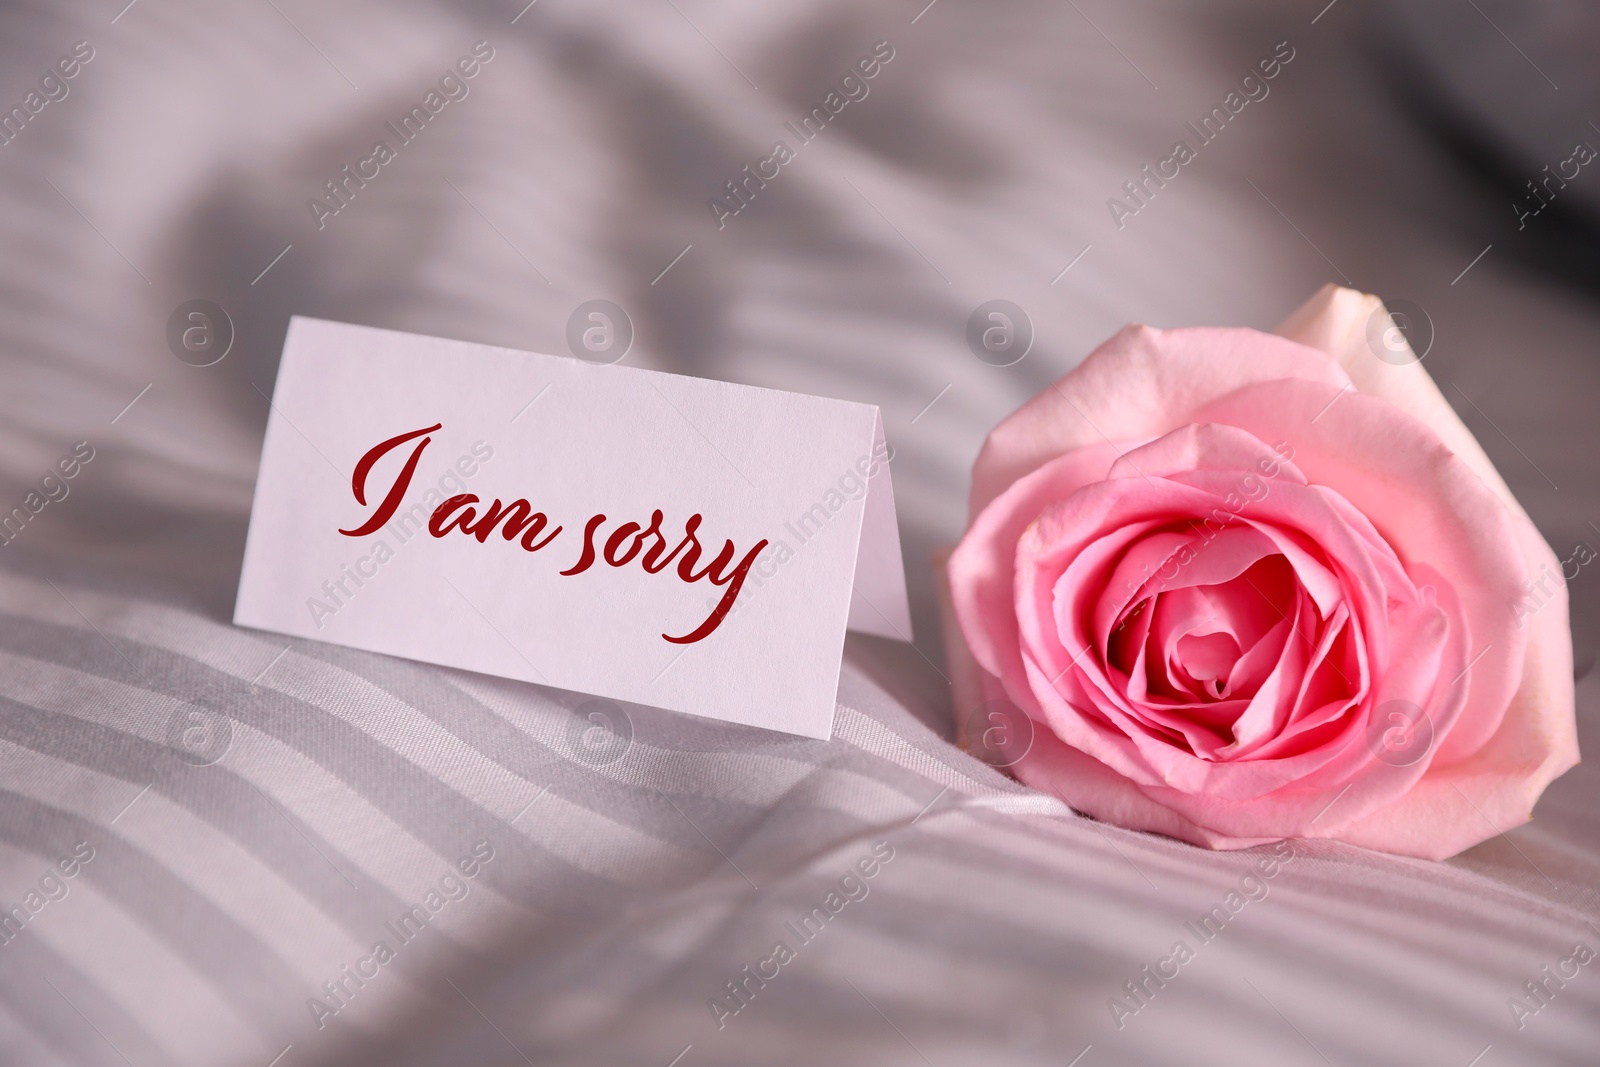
[944,285,1578,859]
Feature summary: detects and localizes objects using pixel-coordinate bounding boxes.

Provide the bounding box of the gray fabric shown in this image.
[1382,0,1600,223]
[2,1,1599,1065]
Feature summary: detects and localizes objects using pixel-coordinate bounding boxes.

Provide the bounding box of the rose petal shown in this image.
[1334,574,1577,859]
[1013,469,1426,807]
[1275,285,1517,512]
[1275,284,1576,780]
[970,327,1348,518]
[949,442,1124,684]
[1013,710,1279,852]
[1191,379,1527,766]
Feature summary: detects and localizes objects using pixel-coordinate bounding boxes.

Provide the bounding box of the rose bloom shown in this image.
[944,285,1578,859]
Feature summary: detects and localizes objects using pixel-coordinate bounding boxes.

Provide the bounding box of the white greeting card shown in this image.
[234,317,910,739]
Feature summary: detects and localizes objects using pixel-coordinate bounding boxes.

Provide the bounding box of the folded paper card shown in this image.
[235,317,910,739]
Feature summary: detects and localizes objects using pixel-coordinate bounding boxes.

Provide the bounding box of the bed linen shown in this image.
[2,1,1598,1064]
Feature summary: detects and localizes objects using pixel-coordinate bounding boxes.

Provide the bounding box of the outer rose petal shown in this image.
[1276,284,1517,507]
[947,623,1274,851]
[949,442,1125,684]
[1019,707,1278,852]
[1336,597,1575,859]
[968,325,1350,518]
[1274,285,1578,855]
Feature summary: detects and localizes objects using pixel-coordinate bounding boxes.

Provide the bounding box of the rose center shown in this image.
[1108,552,1298,708]
[1173,631,1241,694]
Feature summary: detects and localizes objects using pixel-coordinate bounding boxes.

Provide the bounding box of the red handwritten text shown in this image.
[339,424,768,644]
